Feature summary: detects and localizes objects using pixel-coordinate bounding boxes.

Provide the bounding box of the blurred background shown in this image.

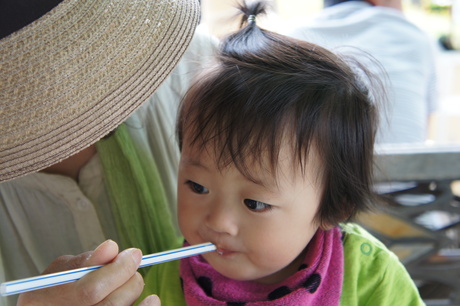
[201,0,460,144]
[200,1,460,304]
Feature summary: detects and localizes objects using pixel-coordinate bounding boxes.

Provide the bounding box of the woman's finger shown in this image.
[138,294,162,306]
[41,239,118,275]
[71,248,142,305]
[94,272,145,306]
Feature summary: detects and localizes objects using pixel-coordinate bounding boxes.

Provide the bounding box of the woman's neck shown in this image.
[41,144,97,181]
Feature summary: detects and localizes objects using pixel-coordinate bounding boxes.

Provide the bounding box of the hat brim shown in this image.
[0,0,200,182]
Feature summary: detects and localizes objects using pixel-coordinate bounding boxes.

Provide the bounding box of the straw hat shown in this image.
[0,0,200,182]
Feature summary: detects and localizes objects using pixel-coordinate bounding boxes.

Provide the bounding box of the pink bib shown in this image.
[180,227,344,305]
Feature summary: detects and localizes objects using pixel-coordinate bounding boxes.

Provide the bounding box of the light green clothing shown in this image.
[340,223,424,305]
[140,223,424,305]
[96,123,183,261]
[0,27,217,306]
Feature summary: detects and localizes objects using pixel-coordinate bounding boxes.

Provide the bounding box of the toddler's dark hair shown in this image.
[177,0,382,228]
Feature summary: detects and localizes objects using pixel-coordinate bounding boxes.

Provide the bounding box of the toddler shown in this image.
[142,1,424,305]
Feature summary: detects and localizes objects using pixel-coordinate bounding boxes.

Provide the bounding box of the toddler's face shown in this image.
[177,139,323,284]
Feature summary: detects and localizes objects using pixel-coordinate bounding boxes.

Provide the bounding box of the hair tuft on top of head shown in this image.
[237,0,268,28]
[221,0,272,62]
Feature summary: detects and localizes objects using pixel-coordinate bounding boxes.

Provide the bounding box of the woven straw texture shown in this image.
[0,0,199,182]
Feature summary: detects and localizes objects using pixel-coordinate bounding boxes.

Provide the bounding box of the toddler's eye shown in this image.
[244,199,272,212]
[186,180,209,194]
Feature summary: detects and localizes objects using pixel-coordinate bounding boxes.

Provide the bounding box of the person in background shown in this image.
[284,0,439,144]
[0,0,216,305]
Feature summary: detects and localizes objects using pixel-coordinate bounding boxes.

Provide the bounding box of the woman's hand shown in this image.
[17,240,160,305]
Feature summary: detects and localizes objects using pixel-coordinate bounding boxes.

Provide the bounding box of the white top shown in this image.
[284,1,439,144]
[0,28,217,306]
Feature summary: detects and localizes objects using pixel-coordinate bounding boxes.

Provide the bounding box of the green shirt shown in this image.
[140,223,424,305]
[340,223,424,305]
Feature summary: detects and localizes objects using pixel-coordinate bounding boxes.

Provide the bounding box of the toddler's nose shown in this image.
[205,199,239,236]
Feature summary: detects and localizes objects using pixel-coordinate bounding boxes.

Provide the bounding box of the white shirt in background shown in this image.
[284,1,439,144]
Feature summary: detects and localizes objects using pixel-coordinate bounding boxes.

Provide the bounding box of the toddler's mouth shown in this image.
[215,247,235,256]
